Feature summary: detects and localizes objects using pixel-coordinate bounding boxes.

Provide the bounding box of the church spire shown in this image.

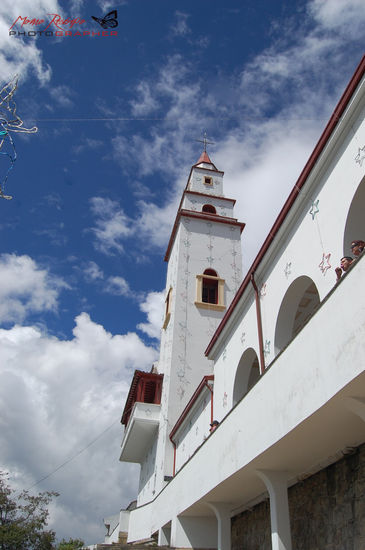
[196,149,213,165]
[194,132,217,169]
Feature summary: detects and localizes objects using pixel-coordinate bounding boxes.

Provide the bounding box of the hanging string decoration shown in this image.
[0,75,37,199]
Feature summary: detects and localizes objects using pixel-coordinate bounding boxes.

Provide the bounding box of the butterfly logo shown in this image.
[91,10,118,29]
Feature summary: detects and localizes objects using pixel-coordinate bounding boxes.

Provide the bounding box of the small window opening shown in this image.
[202,204,216,214]
[195,269,225,311]
[202,277,218,304]
[204,176,213,185]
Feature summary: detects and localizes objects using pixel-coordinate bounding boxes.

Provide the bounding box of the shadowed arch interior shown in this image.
[274,276,320,355]
[232,347,260,406]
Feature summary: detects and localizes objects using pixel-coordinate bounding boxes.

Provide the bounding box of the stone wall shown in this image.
[231,443,365,550]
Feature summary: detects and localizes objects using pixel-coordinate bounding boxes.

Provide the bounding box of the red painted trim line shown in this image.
[170,375,214,441]
[205,55,365,357]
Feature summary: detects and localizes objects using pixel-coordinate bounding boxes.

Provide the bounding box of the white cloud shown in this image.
[89,197,133,255]
[130,81,159,117]
[0,0,61,86]
[309,0,364,34]
[73,138,104,155]
[0,254,67,323]
[137,290,165,339]
[49,84,75,108]
[83,261,104,282]
[104,275,130,297]
[171,11,191,37]
[0,312,158,544]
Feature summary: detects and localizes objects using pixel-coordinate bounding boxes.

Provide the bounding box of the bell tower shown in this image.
[120,148,245,505]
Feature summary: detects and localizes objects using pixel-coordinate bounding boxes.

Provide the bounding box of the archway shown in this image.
[202,204,216,214]
[232,348,260,406]
[274,276,320,355]
[343,175,365,256]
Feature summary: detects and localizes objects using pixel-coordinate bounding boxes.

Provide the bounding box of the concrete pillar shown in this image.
[171,515,217,549]
[344,396,365,422]
[158,522,171,546]
[256,470,292,550]
[207,502,232,550]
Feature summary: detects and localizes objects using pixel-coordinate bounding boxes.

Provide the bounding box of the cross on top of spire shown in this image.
[196,131,214,153]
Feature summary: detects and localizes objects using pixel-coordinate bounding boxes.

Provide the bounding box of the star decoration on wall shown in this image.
[240,332,246,344]
[177,386,185,400]
[284,262,292,278]
[309,199,320,220]
[318,252,331,275]
[264,340,271,358]
[260,283,267,297]
[222,392,228,408]
[355,145,365,166]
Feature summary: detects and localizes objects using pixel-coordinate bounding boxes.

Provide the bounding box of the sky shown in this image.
[0,0,364,545]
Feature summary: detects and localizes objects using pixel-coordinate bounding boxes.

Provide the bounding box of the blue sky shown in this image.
[0,0,364,545]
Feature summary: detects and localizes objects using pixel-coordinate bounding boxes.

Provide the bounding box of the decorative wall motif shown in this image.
[260,283,267,297]
[355,145,365,166]
[284,262,292,279]
[230,228,241,291]
[309,199,320,219]
[176,224,193,400]
[222,391,228,408]
[318,252,331,275]
[240,332,246,344]
[264,340,271,358]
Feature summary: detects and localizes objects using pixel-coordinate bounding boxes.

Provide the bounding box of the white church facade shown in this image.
[113,56,365,550]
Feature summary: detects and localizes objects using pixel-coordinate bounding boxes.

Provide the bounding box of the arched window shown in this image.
[274,276,320,355]
[232,348,260,406]
[195,269,225,311]
[202,204,216,214]
[202,269,218,304]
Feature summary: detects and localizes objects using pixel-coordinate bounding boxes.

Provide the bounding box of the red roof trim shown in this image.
[164,210,245,262]
[205,55,365,357]
[170,375,214,441]
[121,370,163,425]
[196,150,214,165]
[185,190,236,204]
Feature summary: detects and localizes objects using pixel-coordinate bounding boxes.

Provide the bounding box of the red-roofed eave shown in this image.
[185,190,236,205]
[121,370,163,425]
[164,210,245,262]
[205,54,365,358]
[169,375,214,441]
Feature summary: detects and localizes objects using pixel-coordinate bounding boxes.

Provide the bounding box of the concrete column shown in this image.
[207,502,232,550]
[171,515,217,549]
[256,470,292,550]
[158,523,171,546]
[344,396,365,422]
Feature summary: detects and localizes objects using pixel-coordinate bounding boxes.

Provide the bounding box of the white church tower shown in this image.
[120,147,245,505]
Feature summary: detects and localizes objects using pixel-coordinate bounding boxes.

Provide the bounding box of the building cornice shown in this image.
[170,375,214,441]
[164,209,245,262]
[184,190,236,204]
